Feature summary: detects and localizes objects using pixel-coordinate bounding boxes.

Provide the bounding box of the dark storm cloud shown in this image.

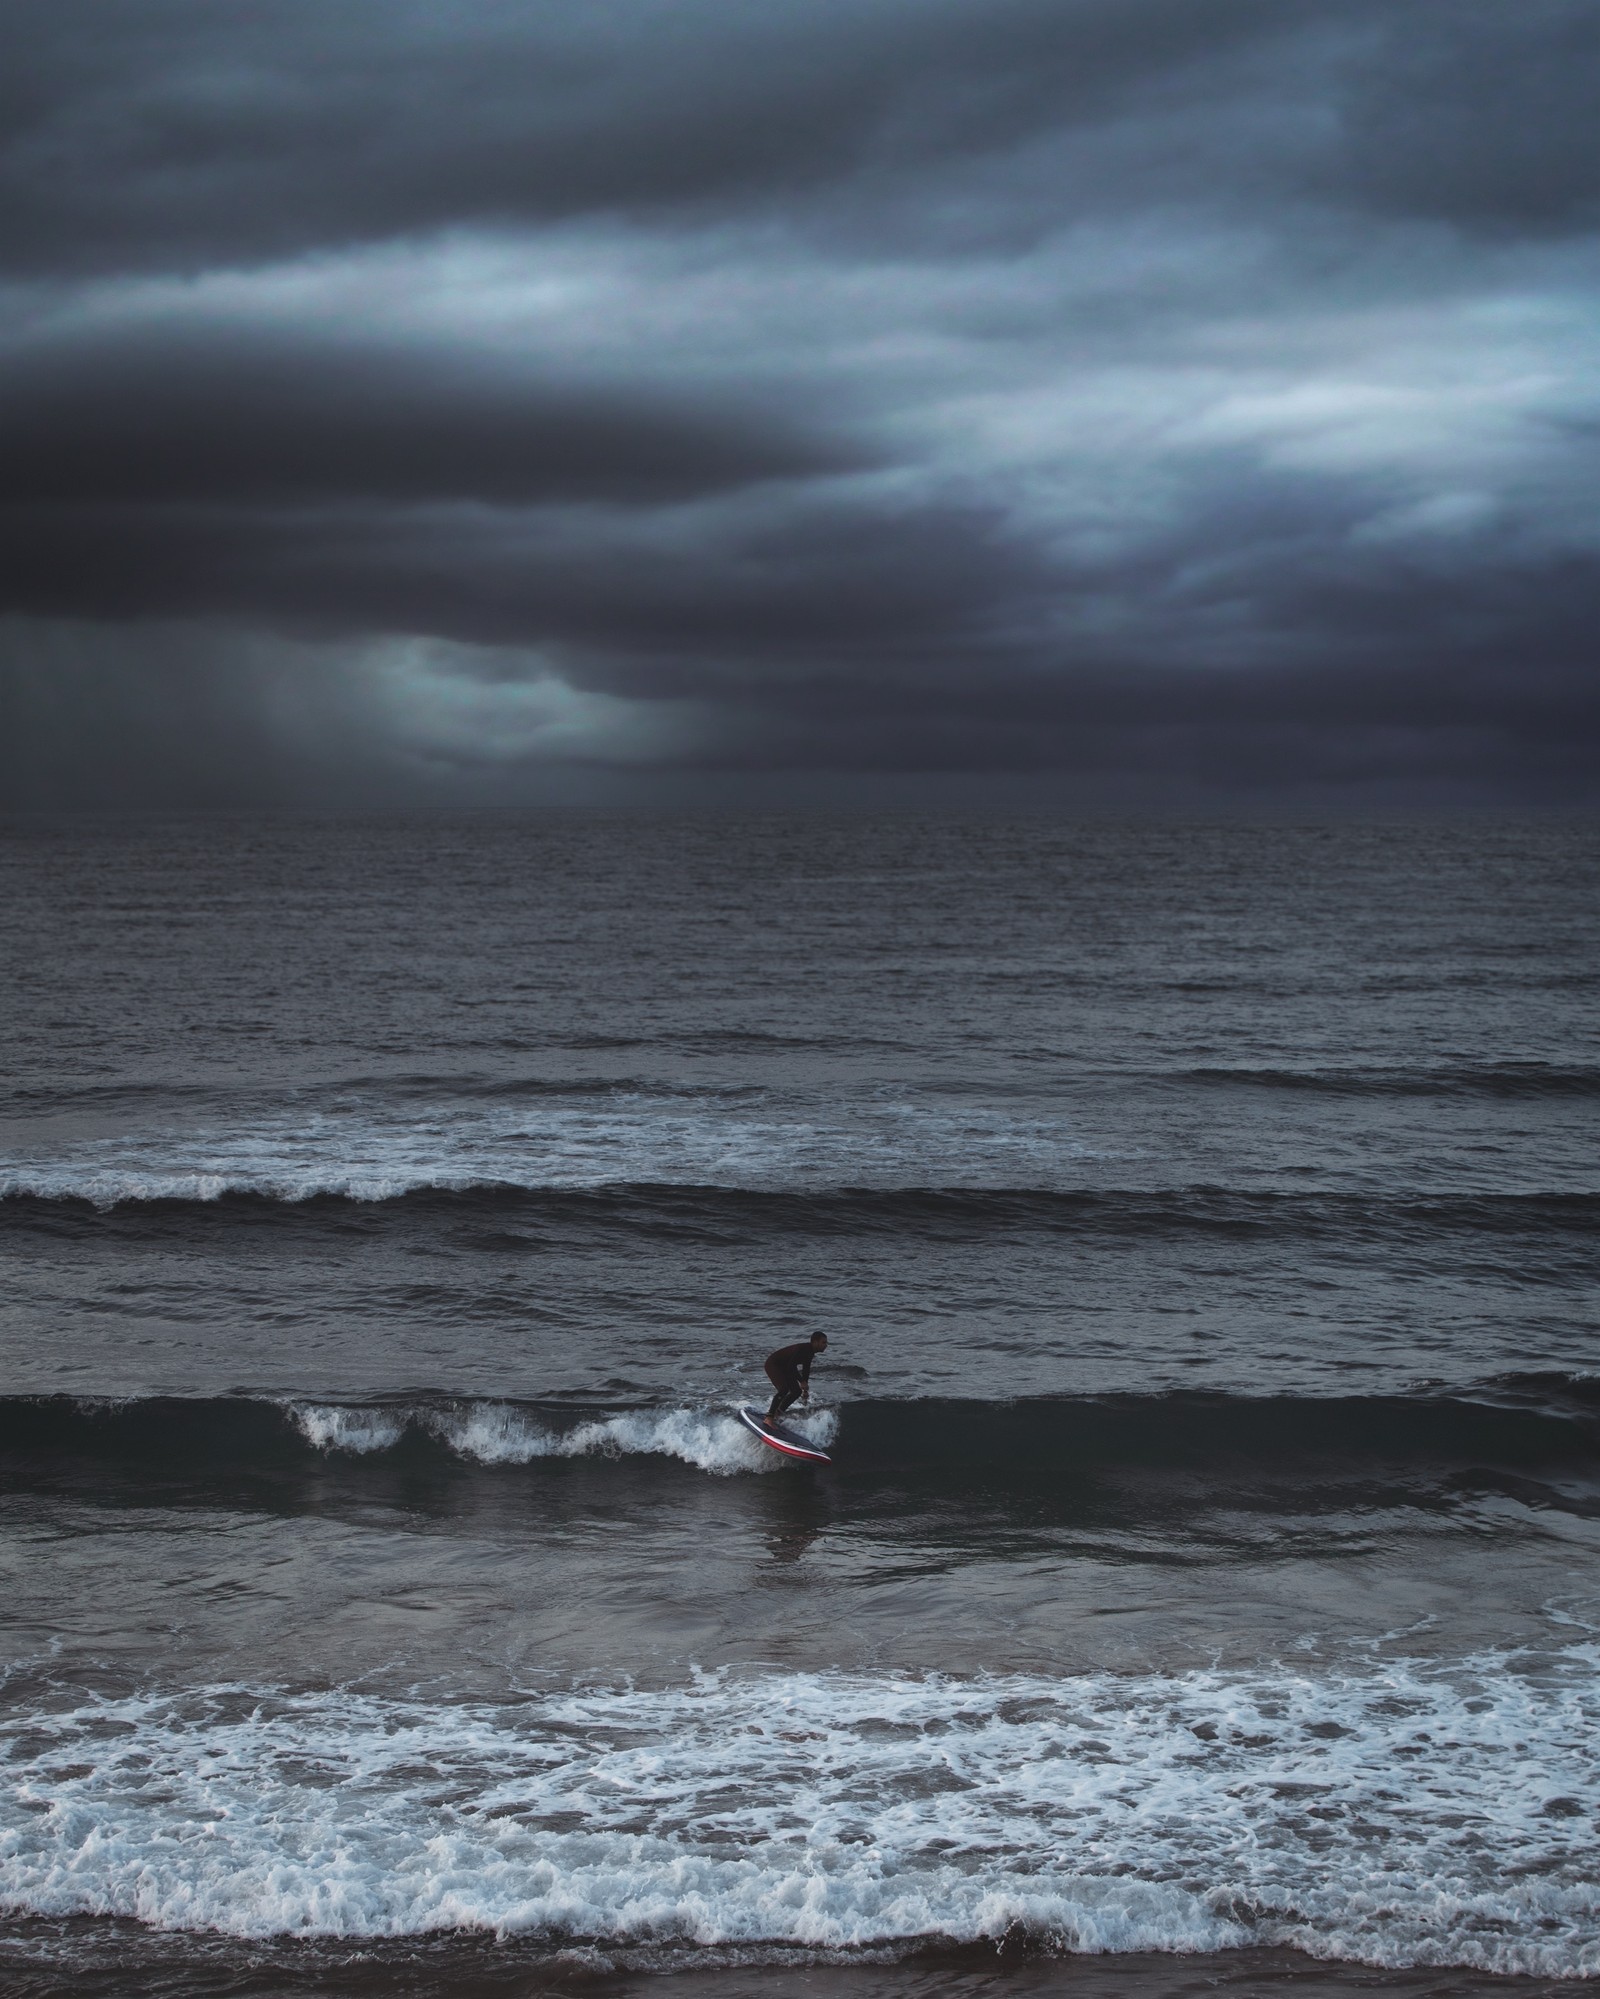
[0,0,1300,273]
[714,574,1600,789]
[3,0,1594,276]
[0,483,1033,654]
[1,0,1597,807]
[1339,0,1600,234]
[9,584,1592,813]
[0,325,859,507]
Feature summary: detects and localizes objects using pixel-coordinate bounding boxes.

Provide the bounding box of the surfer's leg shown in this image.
[766,1379,801,1422]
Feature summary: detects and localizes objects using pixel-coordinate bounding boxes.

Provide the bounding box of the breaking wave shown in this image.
[2,1380,1597,1510]
[287,1399,834,1476]
[0,1094,1106,1212]
[0,1394,834,1480]
[5,1183,1598,1259]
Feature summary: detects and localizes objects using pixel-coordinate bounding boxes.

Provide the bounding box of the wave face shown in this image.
[1181,1062,1600,1099]
[7,1180,1598,1242]
[0,1394,838,1480]
[3,1657,1599,1974]
[1,1379,1592,1461]
[2,1383,1594,1513]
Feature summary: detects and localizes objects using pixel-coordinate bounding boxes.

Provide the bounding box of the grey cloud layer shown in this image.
[0,0,1308,270]
[5,0,1596,270]
[2,0,1597,806]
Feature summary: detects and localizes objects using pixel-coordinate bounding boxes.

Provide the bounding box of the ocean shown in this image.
[1,813,1597,1999]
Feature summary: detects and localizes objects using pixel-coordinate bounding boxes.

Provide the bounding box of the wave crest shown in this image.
[286,1400,836,1475]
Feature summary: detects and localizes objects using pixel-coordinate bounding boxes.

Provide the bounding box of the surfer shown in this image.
[763,1333,828,1426]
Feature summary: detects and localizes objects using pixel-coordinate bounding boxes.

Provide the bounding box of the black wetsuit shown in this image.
[764,1340,819,1422]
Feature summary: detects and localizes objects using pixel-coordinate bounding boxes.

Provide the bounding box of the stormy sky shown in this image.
[2,0,1597,809]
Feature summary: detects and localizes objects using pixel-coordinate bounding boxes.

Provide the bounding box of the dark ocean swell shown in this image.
[5,1184,1599,1250]
[1181,1061,1600,1098]
[3,1381,1597,1525]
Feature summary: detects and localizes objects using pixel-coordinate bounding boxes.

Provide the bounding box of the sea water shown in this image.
[1,815,1597,1998]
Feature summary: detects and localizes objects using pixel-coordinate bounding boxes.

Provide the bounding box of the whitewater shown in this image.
[286,1397,836,1473]
[6,1656,1600,1976]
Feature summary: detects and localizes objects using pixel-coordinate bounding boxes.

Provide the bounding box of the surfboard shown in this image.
[738,1406,832,1464]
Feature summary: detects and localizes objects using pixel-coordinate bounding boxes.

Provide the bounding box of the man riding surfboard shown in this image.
[762,1333,828,1425]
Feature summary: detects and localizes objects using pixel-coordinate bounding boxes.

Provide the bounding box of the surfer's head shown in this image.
[811,1332,829,1350]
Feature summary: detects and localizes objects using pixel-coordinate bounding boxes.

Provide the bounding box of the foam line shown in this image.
[0,1098,1104,1210]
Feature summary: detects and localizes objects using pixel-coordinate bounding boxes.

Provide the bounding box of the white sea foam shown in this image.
[0,1093,1103,1207]
[288,1405,409,1455]
[3,1656,1600,1972]
[285,1402,836,1475]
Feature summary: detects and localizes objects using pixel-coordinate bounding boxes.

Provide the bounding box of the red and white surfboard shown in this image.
[738,1406,832,1463]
